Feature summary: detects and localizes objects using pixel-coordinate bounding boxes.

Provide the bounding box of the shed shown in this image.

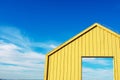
[44,23,120,80]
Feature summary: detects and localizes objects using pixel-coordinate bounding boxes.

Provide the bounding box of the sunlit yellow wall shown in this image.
[44,23,120,80]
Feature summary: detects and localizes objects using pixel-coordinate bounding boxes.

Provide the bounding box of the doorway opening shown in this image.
[82,57,113,80]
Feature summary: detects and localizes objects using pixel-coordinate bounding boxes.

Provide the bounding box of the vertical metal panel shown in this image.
[96,27,101,56]
[118,38,120,80]
[89,28,93,55]
[64,46,68,80]
[100,27,105,55]
[56,51,60,80]
[74,39,79,80]
[104,28,109,56]
[114,36,118,80]
[78,36,82,80]
[82,35,85,56]
[92,26,97,56]
[108,32,113,56]
[48,56,51,80]
[70,42,74,80]
[48,55,53,80]
[112,35,117,80]
[60,49,64,80]
[53,53,57,80]
[85,28,89,56]
[45,24,120,80]
[115,37,120,80]
[67,43,71,80]
[58,50,62,80]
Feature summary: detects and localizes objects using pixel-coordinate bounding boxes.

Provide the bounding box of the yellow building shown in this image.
[44,23,120,80]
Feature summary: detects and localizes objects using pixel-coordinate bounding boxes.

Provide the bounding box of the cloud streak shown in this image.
[82,58,113,80]
[82,67,113,80]
[0,26,58,79]
[82,58,112,66]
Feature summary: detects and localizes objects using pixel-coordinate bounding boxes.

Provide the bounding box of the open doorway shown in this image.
[82,57,113,80]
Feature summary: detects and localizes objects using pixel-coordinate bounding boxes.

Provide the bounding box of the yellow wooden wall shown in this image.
[44,24,120,80]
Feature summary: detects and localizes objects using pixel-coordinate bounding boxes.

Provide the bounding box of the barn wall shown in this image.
[46,25,120,80]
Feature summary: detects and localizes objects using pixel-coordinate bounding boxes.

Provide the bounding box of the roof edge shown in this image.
[46,23,120,56]
[47,23,97,56]
[96,23,120,37]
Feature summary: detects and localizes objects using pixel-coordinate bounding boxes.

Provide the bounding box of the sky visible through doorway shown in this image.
[82,58,113,80]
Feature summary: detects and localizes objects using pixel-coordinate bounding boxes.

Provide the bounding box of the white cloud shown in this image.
[82,58,113,80]
[49,44,57,48]
[0,42,21,51]
[31,42,58,49]
[82,67,113,80]
[0,26,58,79]
[0,38,45,80]
[0,27,31,49]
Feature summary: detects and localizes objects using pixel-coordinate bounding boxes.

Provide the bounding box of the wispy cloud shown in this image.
[0,26,58,79]
[31,42,58,50]
[82,58,111,66]
[82,67,113,80]
[82,58,113,80]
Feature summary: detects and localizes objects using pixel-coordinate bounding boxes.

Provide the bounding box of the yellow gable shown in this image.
[44,23,120,80]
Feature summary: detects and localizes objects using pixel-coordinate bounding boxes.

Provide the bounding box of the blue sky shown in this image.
[0,0,119,79]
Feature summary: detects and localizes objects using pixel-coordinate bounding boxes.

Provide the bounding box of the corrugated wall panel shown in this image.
[100,27,105,55]
[89,28,93,55]
[48,55,54,80]
[112,35,117,80]
[46,25,120,80]
[115,37,119,80]
[75,39,79,80]
[92,26,97,56]
[85,28,89,56]
[60,48,64,80]
[54,53,57,80]
[56,50,60,80]
[104,28,109,56]
[67,43,71,80]
[47,56,50,80]
[111,34,114,56]
[108,32,112,56]
[71,42,74,80]
[82,34,85,56]
[117,38,120,79]
[96,27,101,56]
[63,46,69,80]
[78,36,82,80]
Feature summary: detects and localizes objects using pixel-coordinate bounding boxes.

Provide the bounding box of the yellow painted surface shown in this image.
[44,23,120,80]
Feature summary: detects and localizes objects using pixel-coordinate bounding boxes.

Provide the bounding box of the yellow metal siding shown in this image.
[78,36,82,80]
[45,23,120,80]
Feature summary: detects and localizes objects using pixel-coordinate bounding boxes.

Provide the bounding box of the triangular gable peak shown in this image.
[47,23,120,56]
